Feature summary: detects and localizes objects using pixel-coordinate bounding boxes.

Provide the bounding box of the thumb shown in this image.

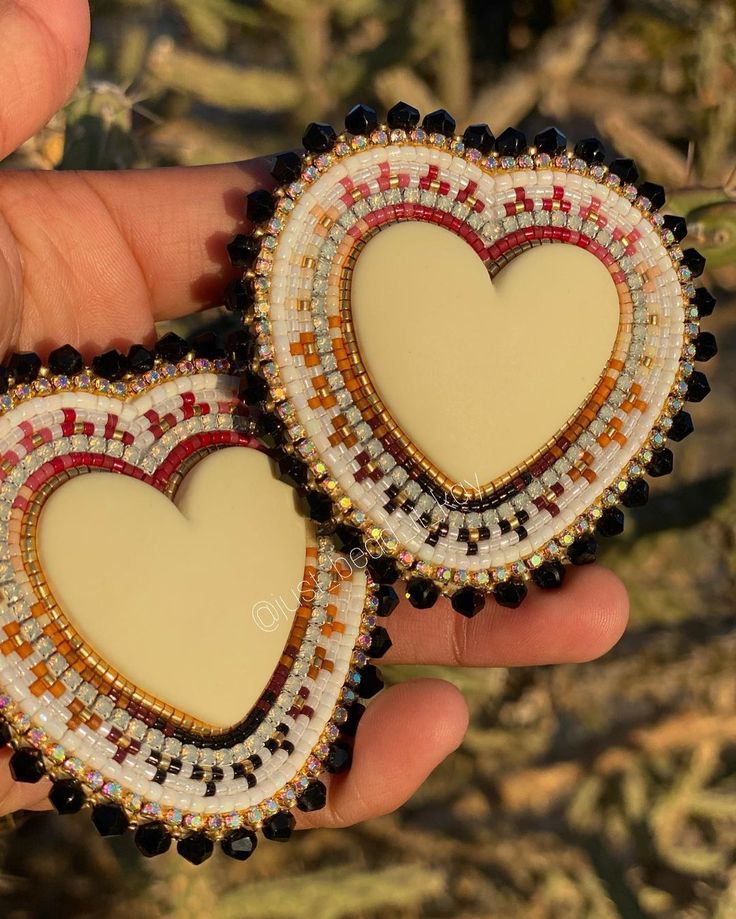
[0,0,90,161]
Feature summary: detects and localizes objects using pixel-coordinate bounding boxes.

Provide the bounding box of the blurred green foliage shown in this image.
[9,0,736,276]
[1,1,735,917]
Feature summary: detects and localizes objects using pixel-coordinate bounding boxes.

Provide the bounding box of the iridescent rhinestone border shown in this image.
[231,107,714,610]
[0,337,388,862]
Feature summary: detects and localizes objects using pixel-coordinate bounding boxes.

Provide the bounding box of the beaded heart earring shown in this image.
[228,102,715,616]
[0,332,391,863]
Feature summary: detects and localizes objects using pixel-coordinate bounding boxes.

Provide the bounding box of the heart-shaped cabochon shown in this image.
[231,105,715,614]
[0,335,388,863]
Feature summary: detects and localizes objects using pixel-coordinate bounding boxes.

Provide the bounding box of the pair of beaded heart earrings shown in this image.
[0,102,714,864]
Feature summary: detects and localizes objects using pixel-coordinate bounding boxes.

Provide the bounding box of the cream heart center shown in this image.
[37,448,308,728]
[351,221,620,489]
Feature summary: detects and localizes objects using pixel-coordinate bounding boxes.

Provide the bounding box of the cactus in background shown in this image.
[60,83,138,170]
[1,2,735,917]
[145,38,302,112]
[668,191,736,270]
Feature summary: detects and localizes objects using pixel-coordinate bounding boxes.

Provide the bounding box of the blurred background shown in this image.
[1,0,735,916]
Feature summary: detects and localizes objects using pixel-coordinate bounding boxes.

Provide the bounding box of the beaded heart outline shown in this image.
[0,332,393,864]
[227,102,716,617]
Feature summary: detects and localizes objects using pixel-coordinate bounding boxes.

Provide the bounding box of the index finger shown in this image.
[0,159,273,355]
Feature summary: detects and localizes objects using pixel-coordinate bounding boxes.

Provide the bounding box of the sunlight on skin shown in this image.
[0,0,629,824]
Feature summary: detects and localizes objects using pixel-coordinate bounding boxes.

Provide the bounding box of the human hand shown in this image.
[0,0,629,826]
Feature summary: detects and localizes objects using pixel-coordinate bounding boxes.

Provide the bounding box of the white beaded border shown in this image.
[249,129,696,590]
[0,368,378,837]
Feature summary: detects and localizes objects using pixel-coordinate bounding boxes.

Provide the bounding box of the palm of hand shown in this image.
[0,0,628,826]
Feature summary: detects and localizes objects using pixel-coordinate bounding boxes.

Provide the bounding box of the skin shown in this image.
[0,0,629,826]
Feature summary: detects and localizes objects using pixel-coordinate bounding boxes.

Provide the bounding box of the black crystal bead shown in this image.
[496,127,526,156]
[638,181,666,209]
[177,832,214,865]
[406,577,440,609]
[573,137,605,163]
[334,524,363,553]
[462,123,495,153]
[135,821,172,858]
[668,411,694,442]
[226,329,253,368]
[568,536,597,565]
[277,453,309,488]
[48,344,84,376]
[256,409,284,443]
[325,741,353,774]
[534,126,566,154]
[224,278,255,313]
[262,810,295,842]
[493,580,527,609]
[367,626,392,659]
[387,101,420,131]
[345,103,378,135]
[303,122,337,153]
[647,447,673,477]
[305,490,333,523]
[423,108,456,136]
[49,779,86,815]
[451,586,485,618]
[7,352,41,383]
[0,366,8,394]
[686,370,710,402]
[0,720,10,746]
[340,702,365,737]
[375,584,399,617]
[682,248,706,277]
[9,748,45,783]
[608,157,639,184]
[663,214,688,242]
[156,332,189,363]
[246,189,276,223]
[238,370,268,405]
[297,779,327,812]
[189,331,225,361]
[694,332,717,362]
[272,151,303,184]
[221,828,258,860]
[531,561,566,590]
[366,555,399,585]
[127,344,155,374]
[622,477,650,507]
[92,349,127,381]
[597,507,625,537]
[226,234,260,267]
[693,287,716,316]
[91,802,129,836]
[358,664,384,699]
